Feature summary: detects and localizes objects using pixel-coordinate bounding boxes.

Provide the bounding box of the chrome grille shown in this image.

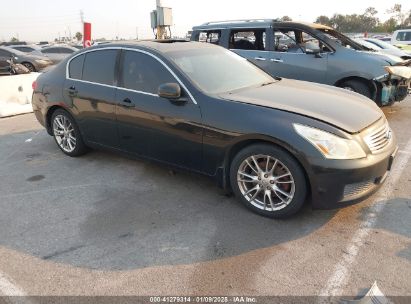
[364,121,392,154]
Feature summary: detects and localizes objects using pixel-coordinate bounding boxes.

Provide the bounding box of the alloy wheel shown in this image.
[53,114,76,153]
[237,154,295,211]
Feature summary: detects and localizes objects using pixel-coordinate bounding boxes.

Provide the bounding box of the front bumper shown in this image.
[309,143,398,209]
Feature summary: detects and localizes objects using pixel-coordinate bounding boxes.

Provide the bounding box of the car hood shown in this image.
[219,79,383,134]
[355,49,403,65]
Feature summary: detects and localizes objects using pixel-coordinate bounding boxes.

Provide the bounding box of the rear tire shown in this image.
[230,144,307,219]
[51,109,88,157]
[340,80,372,99]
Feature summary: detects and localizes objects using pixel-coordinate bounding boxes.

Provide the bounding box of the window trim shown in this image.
[66,47,198,105]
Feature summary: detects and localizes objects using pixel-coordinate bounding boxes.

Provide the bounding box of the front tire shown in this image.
[340,80,372,99]
[51,109,88,157]
[230,144,307,218]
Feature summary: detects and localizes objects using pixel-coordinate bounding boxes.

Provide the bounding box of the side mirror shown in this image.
[158,83,181,99]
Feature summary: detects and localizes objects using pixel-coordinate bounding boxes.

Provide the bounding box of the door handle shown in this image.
[270,58,284,63]
[121,98,135,107]
[254,57,267,61]
[67,86,78,97]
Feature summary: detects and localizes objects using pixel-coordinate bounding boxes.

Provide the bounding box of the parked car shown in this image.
[391,29,411,46]
[0,56,30,75]
[191,20,411,106]
[395,44,411,53]
[9,44,41,53]
[30,45,78,64]
[0,46,53,72]
[32,41,398,218]
[354,38,411,60]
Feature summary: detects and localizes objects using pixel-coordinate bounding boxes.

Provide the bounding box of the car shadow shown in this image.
[0,131,337,270]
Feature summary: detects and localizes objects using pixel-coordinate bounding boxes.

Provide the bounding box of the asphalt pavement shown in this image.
[0,98,410,300]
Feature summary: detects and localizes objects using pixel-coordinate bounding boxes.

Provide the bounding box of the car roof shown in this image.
[80,40,217,54]
[192,19,333,31]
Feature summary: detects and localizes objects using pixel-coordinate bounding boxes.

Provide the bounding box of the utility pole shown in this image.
[156,0,166,40]
[151,0,172,40]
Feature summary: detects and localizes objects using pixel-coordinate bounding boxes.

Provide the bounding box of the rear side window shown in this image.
[15,47,34,52]
[82,50,118,85]
[69,54,85,80]
[0,49,11,57]
[120,51,176,94]
[59,48,75,54]
[229,29,266,50]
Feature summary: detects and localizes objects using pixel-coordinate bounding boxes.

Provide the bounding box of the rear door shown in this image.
[64,49,120,148]
[228,28,272,71]
[266,28,329,83]
[115,49,203,170]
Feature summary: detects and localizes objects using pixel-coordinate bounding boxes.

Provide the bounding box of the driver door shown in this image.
[266,29,329,84]
[115,50,203,171]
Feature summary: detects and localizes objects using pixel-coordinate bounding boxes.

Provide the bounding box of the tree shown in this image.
[279,16,292,22]
[315,15,332,26]
[75,32,83,42]
[387,4,411,27]
[10,37,19,42]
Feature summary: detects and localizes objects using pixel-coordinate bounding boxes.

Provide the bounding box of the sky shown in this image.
[0,0,409,42]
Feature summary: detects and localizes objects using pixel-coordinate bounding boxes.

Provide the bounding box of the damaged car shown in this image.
[32,41,397,218]
[191,20,411,106]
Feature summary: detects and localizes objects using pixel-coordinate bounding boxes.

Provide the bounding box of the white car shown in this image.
[391,29,411,46]
[363,38,411,59]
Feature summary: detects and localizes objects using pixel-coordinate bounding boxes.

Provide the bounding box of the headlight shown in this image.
[294,124,366,159]
[385,66,411,79]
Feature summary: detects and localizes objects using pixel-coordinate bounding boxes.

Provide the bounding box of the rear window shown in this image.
[69,54,85,80]
[82,50,118,85]
[196,31,221,44]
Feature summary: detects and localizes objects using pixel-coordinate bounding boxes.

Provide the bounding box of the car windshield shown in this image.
[354,39,381,51]
[167,47,275,94]
[318,28,365,50]
[367,39,402,51]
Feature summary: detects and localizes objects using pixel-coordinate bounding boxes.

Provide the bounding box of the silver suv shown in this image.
[191,19,411,106]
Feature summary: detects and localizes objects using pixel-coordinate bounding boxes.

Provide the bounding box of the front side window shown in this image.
[168,47,275,94]
[69,54,85,80]
[120,51,175,94]
[274,29,331,53]
[229,29,266,50]
[82,50,118,85]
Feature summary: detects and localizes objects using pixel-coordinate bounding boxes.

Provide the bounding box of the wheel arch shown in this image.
[334,76,378,101]
[222,136,312,199]
[45,105,75,135]
[20,61,36,72]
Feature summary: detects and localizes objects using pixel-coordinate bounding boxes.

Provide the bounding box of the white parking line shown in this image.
[0,271,26,296]
[319,138,411,298]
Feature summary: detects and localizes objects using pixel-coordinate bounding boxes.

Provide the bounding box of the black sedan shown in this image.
[32,41,398,218]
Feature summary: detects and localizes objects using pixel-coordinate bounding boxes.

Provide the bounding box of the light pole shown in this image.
[151,0,172,40]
